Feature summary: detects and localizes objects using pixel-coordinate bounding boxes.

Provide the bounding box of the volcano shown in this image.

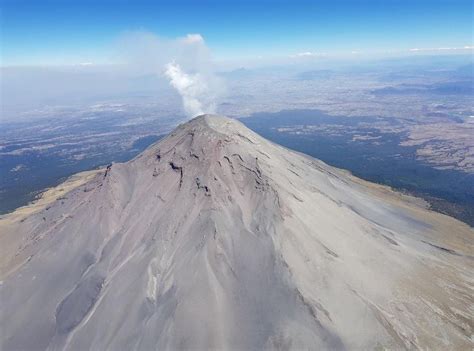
[1,115,472,350]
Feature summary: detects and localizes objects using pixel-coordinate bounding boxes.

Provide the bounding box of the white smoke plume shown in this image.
[119,32,224,118]
[165,62,215,117]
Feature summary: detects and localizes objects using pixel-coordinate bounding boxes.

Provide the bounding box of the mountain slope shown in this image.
[1,115,473,350]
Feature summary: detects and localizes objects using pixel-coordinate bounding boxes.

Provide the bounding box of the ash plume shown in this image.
[165,62,216,117]
[119,32,224,118]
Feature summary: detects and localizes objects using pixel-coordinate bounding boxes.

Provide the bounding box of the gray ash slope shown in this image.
[1,115,473,350]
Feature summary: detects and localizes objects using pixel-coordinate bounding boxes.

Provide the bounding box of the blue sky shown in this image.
[2,0,473,65]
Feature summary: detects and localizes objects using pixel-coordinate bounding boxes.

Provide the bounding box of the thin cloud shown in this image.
[409,46,473,52]
[181,34,204,44]
[290,51,327,58]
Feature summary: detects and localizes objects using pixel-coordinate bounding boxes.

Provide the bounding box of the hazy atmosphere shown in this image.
[1,1,473,350]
